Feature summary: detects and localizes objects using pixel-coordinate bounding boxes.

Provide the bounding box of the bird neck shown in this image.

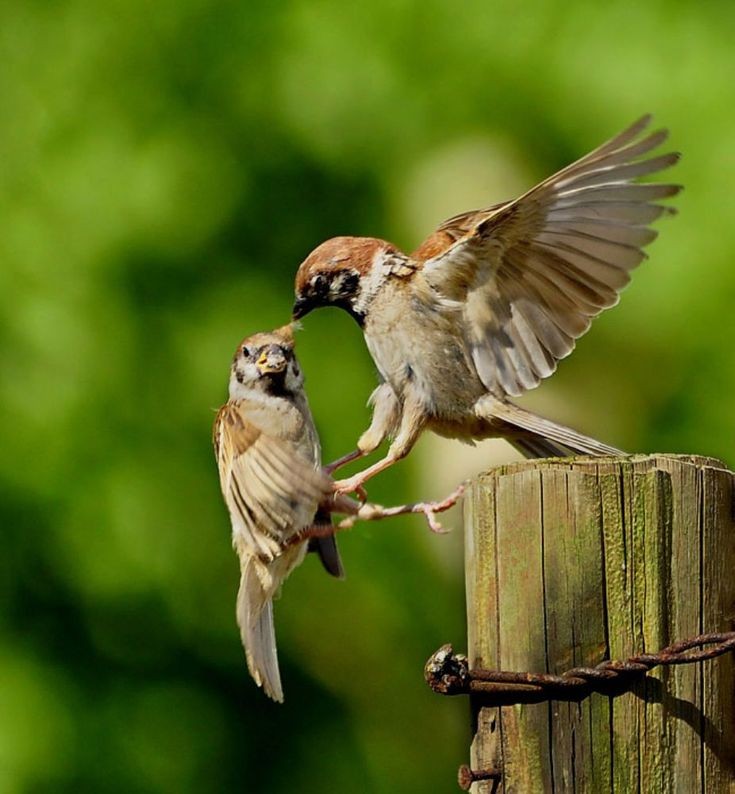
[351,250,410,322]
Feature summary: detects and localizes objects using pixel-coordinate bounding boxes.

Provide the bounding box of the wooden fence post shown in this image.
[464,454,735,793]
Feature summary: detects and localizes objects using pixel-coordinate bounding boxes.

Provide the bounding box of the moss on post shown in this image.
[465,455,735,793]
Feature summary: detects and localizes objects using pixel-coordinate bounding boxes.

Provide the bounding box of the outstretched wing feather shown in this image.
[416,115,680,397]
[214,404,334,562]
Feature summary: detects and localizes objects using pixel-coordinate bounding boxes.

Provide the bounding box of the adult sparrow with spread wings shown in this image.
[214,326,460,701]
[292,116,680,493]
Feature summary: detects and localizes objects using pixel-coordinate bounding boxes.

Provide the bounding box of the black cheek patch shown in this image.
[314,275,330,298]
[235,370,245,384]
[344,305,365,326]
[337,272,360,298]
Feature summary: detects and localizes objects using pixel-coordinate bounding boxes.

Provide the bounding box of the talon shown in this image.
[333,477,368,501]
[422,506,451,534]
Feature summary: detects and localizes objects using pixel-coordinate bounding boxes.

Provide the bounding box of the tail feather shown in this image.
[510,435,578,459]
[308,533,345,578]
[307,507,345,579]
[479,396,625,458]
[237,557,288,702]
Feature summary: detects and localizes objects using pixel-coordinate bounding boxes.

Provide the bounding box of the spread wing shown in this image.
[213,403,334,562]
[414,115,681,397]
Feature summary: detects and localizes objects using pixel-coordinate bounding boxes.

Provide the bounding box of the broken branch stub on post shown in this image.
[462,454,735,793]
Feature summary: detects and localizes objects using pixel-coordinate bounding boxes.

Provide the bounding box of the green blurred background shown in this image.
[2,0,734,791]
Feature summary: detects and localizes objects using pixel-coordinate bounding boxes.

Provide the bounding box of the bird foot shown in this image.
[415,503,452,534]
[343,482,466,534]
[411,484,466,533]
[333,475,368,502]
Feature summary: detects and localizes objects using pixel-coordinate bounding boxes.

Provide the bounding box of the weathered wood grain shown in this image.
[465,455,735,793]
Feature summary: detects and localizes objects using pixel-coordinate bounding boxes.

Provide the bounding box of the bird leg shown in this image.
[339,482,466,534]
[333,393,425,495]
[290,482,466,544]
[324,383,402,479]
[292,522,339,543]
[332,453,399,497]
[323,448,366,476]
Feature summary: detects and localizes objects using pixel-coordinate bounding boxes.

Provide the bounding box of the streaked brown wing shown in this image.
[411,204,508,262]
[214,403,334,562]
[418,115,680,397]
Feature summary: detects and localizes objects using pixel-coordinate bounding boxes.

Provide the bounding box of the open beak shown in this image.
[256,346,287,375]
[292,295,314,320]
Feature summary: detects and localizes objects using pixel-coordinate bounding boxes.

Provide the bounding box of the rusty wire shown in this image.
[457,764,501,791]
[425,631,735,705]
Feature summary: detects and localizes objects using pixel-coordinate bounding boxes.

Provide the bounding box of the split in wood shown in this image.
[425,632,735,706]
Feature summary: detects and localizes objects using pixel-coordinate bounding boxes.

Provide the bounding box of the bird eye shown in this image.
[312,274,328,294]
[242,346,251,357]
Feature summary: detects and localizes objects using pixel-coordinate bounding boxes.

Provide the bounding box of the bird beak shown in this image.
[256,346,287,375]
[292,295,314,320]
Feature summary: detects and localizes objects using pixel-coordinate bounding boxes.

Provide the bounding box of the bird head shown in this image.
[293,236,396,324]
[229,325,303,398]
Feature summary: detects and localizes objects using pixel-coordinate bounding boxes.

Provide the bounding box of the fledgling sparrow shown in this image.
[292,116,680,493]
[213,326,461,701]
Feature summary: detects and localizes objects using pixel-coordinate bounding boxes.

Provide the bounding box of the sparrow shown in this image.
[292,115,680,493]
[213,325,461,701]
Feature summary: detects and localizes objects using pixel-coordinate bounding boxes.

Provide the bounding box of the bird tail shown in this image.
[237,555,291,703]
[510,434,599,459]
[308,533,345,578]
[479,397,624,458]
[307,506,345,578]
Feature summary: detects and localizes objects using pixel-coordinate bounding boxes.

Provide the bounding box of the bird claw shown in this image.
[420,505,450,534]
[333,476,368,502]
[331,482,466,535]
[415,483,466,533]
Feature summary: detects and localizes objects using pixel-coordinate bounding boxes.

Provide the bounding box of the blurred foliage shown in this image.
[1,0,734,791]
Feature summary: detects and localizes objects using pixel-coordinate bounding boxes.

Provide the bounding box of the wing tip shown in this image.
[655,151,681,169]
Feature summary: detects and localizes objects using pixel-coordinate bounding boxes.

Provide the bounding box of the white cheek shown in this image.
[366,253,386,293]
[228,362,257,398]
[353,255,388,315]
[285,363,304,393]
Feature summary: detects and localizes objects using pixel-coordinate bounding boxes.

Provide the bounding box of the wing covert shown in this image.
[416,116,680,397]
[214,404,334,561]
